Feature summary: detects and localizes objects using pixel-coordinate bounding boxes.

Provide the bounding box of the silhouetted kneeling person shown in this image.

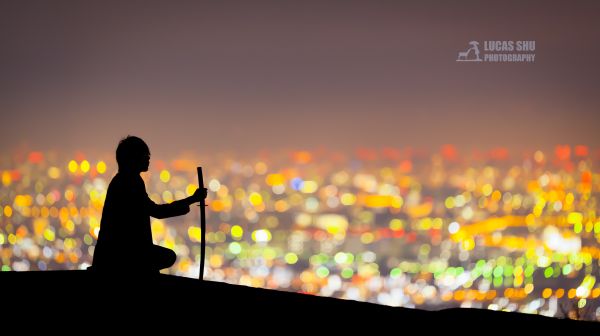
[91,136,206,274]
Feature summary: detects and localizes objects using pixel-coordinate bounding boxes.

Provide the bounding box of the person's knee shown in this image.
[166,249,176,267]
[152,245,177,270]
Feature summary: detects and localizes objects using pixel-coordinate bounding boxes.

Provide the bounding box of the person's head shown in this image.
[116,136,150,173]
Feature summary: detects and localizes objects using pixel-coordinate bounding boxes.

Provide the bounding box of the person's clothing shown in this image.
[92,171,189,273]
[149,245,177,271]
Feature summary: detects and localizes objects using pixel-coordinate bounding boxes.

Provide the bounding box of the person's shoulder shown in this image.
[109,172,144,188]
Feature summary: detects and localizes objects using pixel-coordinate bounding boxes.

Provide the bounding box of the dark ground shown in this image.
[1,270,597,333]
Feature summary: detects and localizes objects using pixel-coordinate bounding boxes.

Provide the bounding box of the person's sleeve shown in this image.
[135,176,190,219]
[146,197,190,219]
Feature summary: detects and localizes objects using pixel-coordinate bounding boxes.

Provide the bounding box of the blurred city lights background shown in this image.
[1,0,599,322]
[1,146,599,321]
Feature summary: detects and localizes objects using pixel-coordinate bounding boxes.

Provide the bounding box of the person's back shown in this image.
[91,136,205,274]
[93,172,156,272]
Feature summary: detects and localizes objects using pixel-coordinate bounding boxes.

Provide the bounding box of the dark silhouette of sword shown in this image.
[197,167,207,280]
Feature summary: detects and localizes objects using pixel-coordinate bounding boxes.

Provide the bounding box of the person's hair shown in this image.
[116,136,149,170]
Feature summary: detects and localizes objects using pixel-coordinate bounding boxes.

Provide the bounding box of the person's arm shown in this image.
[146,188,207,219]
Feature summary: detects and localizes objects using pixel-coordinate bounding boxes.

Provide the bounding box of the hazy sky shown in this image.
[1,1,599,158]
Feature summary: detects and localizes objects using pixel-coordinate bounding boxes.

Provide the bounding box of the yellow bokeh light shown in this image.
[43,228,55,242]
[462,237,475,251]
[64,238,75,250]
[160,170,171,183]
[2,171,11,186]
[389,219,404,231]
[491,190,502,202]
[210,200,225,212]
[68,160,78,173]
[524,283,534,294]
[391,196,403,208]
[64,190,75,202]
[14,195,32,207]
[542,288,552,298]
[186,184,197,196]
[454,290,465,301]
[231,225,243,239]
[151,220,165,237]
[4,205,13,217]
[266,173,285,186]
[21,207,31,217]
[65,220,75,233]
[365,195,393,208]
[360,232,375,244]
[525,214,535,226]
[209,254,223,268]
[177,259,192,273]
[441,292,453,302]
[341,193,356,206]
[316,214,348,235]
[80,160,90,173]
[96,161,107,174]
[482,184,493,196]
[301,181,318,193]
[47,167,61,179]
[285,252,298,264]
[565,193,574,205]
[88,217,99,228]
[513,276,524,287]
[188,226,202,242]
[567,212,583,225]
[249,192,263,206]
[568,289,576,299]
[89,190,99,202]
